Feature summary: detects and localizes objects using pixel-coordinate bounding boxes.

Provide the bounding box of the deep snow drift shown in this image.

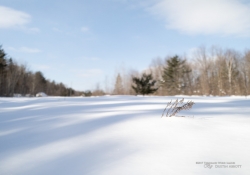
[0,96,249,175]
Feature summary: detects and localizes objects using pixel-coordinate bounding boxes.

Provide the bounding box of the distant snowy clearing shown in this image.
[0,96,250,175]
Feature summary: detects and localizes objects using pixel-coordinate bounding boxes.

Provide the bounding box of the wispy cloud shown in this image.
[8,47,41,53]
[80,56,100,61]
[32,64,51,71]
[72,69,102,77]
[27,27,40,33]
[149,0,250,36]
[81,27,89,32]
[52,27,62,33]
[20,47,41,53]
[0,6,31,29]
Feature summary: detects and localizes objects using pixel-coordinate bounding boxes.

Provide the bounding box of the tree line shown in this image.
[113,46,250,96]
[1,45,250,97]
[0,46,79,97]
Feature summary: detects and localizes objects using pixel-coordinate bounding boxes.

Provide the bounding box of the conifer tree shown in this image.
[0,46,7,95]
[132,73,158,95]
[0,46,7,73]
[161,55,191,95]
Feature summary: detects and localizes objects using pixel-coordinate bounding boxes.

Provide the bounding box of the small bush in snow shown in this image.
[161,98,195,117]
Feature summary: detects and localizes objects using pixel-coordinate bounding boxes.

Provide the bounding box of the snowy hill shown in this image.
[0,96,249,175]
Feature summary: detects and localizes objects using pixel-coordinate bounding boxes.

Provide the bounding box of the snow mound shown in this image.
[36,92,48,97]
[0,96,249,175]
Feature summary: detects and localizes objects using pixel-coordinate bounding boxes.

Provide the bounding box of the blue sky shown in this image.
[1,0,250,91]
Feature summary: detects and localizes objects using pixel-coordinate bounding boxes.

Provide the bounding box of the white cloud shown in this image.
[0,6,31,28]
[149,0,250,36]
[81,27,89,32]
[8,47,41,53]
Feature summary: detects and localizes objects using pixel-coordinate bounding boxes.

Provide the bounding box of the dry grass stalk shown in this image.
[161,100,172,117]
[162,98,195,117]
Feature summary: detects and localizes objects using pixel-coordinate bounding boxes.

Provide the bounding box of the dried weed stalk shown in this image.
[161,98,195,117]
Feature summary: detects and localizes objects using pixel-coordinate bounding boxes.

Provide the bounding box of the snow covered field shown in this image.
[0,96,250,175]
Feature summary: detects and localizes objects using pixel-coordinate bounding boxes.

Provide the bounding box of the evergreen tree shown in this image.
[132,73,158,95]
[161,55,191,95]
[83,90,92,97]
[0,46,7,96]
[0,47,7,67]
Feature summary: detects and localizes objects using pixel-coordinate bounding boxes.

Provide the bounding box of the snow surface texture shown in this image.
[0,96,249,175]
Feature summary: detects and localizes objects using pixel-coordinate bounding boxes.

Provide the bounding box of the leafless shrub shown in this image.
[161,98,195,117]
